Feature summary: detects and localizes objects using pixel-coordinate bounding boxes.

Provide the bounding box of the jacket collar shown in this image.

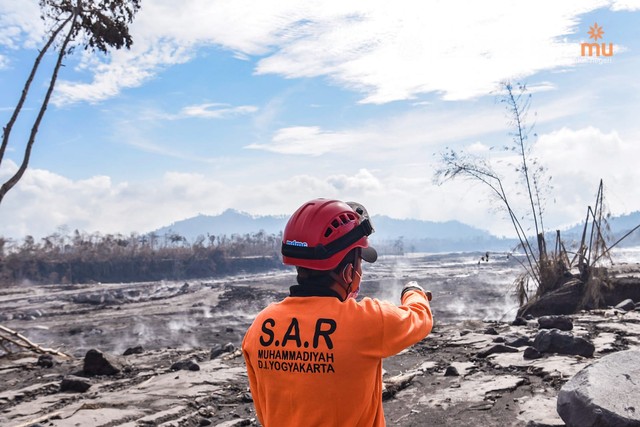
[289,284,343,300]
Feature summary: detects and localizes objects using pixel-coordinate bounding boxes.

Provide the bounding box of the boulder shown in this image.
[538,315,573,331]
[511,317,527,326]
[503,334,531,348]
[533,329,594,358]
[476,344,519,358]
[518,279,584,318]
[210,343,236,360]
[615,299,636,312]
[83,349,123,376]
[36,354,54,368]
[523,347,542,360]
[444,366,459,377]
[60,375,92,393]
[519,276,640,317]
[557,350,640,427]
[123,345,144,356]
[171,358,200,371]
[72,292,123,306]
[210,344,225,359]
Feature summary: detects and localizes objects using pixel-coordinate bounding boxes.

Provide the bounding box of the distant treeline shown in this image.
[0,230,287,285]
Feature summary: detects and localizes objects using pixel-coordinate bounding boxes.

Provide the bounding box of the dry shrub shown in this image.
[579,266,611,310]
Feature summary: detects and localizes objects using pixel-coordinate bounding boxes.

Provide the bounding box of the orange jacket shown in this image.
[242,288,433,427]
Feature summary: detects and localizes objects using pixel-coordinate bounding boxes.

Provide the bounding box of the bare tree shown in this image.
[0,0,142,205]
[436,82,640,313]
[434,82,557,301]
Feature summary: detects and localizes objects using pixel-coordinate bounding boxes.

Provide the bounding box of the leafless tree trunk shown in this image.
[0,16,72,167]
[0,13,78,205]
[0,0,140,207]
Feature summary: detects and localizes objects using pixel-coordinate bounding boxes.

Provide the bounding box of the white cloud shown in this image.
[2,125,638,241]
[467,142,492,153]
[254,1,595,103]
[610,0,640,11]
[532,126,640,229]
[327,169,382,193]
[0,0,43,49]
[180,103,258,119]
[246,126,373,156]
[0,165,381,239]
[247,91,591,159]
[3,0,626,105]
[53,41,192,105]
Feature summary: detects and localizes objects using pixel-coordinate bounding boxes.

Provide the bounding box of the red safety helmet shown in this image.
[281,199,378,270]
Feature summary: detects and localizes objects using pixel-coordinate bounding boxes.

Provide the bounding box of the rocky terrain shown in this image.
[1,265,640,427]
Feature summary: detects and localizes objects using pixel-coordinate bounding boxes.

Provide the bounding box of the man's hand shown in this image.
[401,281,432,301]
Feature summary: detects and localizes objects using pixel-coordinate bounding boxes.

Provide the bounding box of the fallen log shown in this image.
[0,324,72,359]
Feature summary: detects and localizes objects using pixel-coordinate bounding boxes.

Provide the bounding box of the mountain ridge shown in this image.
[151,209,640,252]
[152,209,512,252]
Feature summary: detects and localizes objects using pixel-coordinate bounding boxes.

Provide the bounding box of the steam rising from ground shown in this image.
[362,252,524,323]
[2,250,639,357]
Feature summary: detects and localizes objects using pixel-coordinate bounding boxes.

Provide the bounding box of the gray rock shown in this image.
[214,419,251,427]
[615,299,636,312]
[511,317,527,326]
[557,350,640,427]
[83,349,123,376]
[123,345,144,356]
[533,329,594,358]
[26,309,43,318]
[60,375,92,393]
[36,354,54,368]
[444,366,459,377]
[523,346,542,360]
[210,344,225,359]
[504,334,531,348]
[72,292,117,305]
[477,344,519,358]
[538,315,573,331]
[171,358,200,371]
[210,342,236,359]
[525,422,563,427]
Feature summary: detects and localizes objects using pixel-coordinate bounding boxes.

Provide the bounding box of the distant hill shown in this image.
[151,209,640,252]
[561,210,640,247]
[371,215,491,240]
[151,209,515,253]
[153,209,288,239]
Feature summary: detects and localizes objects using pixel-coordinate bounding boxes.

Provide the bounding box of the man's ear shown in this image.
[341,263,354,284]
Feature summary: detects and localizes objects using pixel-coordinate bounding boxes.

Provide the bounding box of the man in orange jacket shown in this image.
[242,199,433,426]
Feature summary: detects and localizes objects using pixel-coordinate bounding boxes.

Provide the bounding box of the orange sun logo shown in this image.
[588,23,604,41]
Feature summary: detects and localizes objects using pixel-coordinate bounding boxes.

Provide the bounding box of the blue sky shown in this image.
[1,0,639,240]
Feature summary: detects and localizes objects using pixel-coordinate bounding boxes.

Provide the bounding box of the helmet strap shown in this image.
[329,262,362,301]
